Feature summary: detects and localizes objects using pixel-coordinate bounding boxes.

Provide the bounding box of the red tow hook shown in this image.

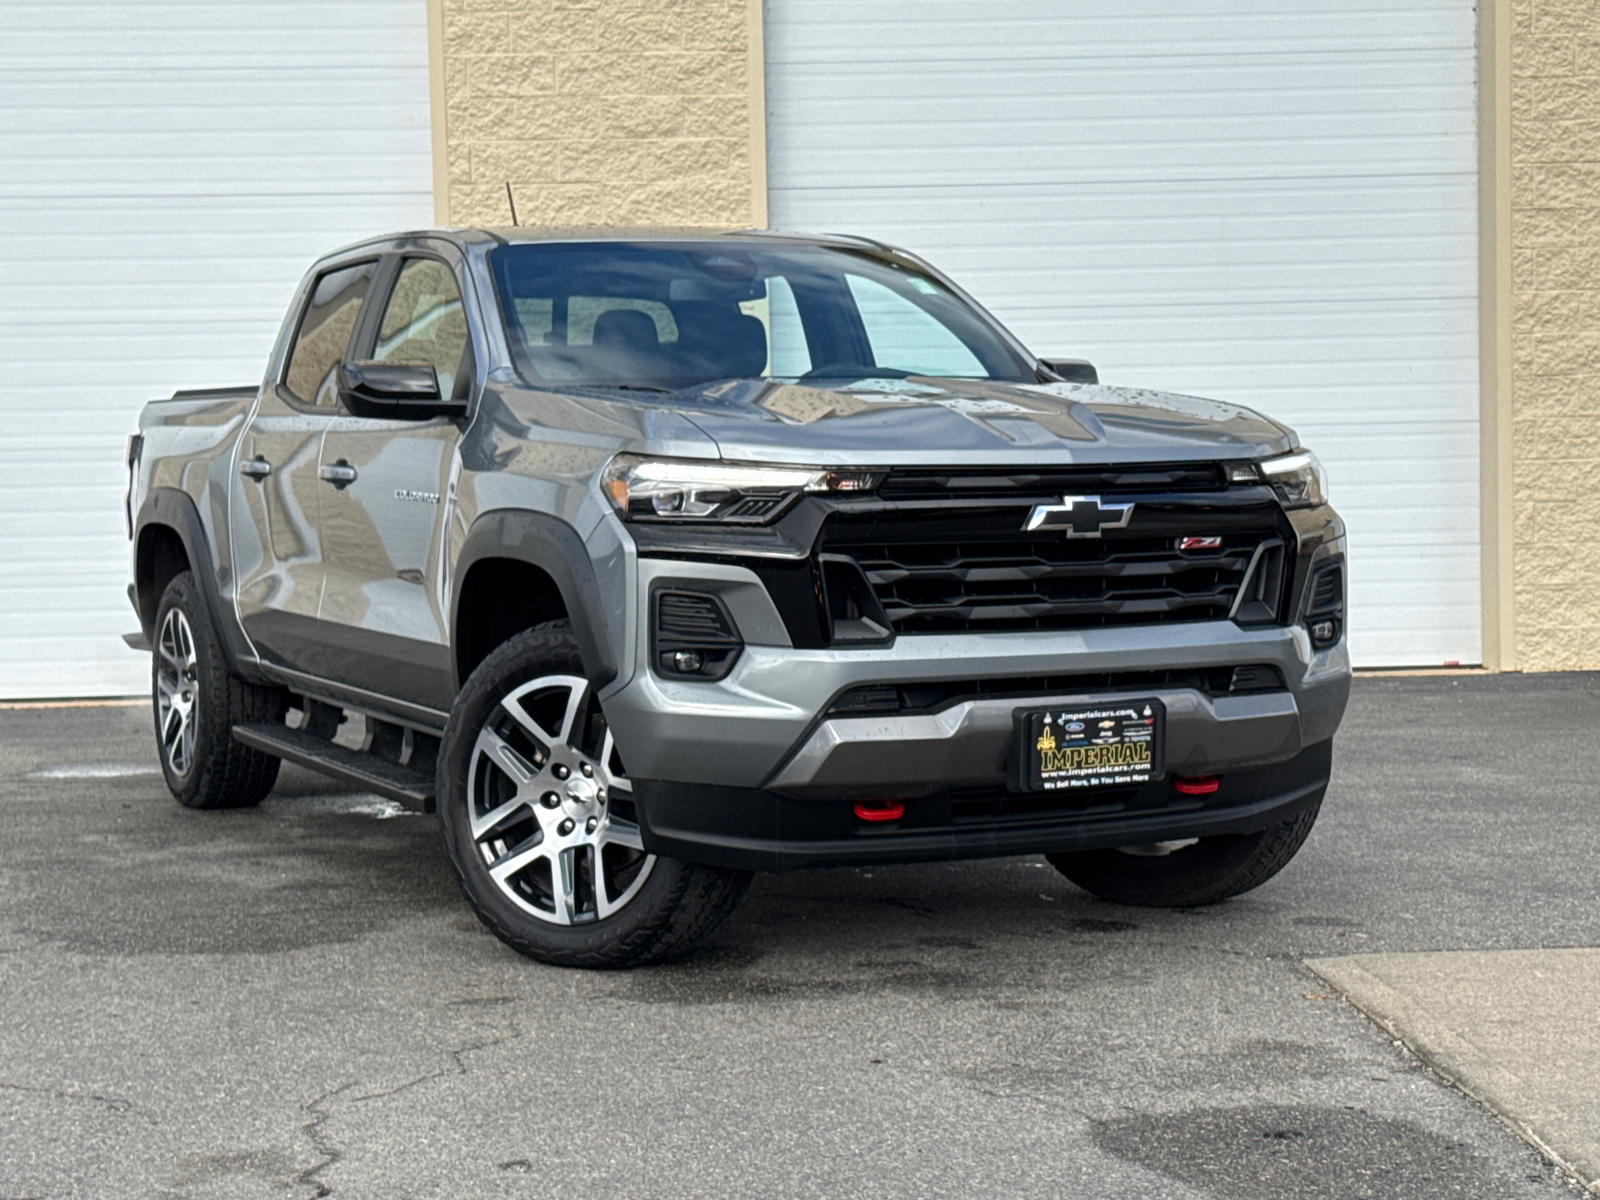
[852,799,905,822]
[1172,775,1220,796]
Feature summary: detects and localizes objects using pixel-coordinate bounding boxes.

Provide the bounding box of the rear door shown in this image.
[313,250,475,712]
[229,259,377,676]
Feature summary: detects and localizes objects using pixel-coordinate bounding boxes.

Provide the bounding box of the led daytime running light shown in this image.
[1257,449,1328,509]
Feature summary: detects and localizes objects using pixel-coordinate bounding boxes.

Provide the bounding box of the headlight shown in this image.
[601,455,882,523]
[1258,450,1328,509]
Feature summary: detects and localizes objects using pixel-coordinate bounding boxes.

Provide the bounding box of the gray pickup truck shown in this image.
[126,228,1349,967]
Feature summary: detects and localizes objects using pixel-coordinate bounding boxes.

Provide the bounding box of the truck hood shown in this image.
[663,377,1296,466]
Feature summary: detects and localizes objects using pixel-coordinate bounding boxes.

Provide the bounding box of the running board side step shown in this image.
[231,723,434,811]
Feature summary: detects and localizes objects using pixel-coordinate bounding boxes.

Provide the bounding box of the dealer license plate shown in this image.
[1018,700,1165,791]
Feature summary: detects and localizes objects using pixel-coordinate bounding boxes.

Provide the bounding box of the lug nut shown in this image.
[585,816,598,833]
[580,762,593,777]
[558,818,575,836]
[541,792,560,809]
[553,764,570,780]
[596,789,605,802]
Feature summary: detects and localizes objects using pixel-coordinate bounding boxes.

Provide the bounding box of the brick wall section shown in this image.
[438,0,757,227]
[1510,0,1600,668]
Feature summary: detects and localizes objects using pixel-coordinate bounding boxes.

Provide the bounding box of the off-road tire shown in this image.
[437,623,752,969]
[1046,801,1321,907]
[153,571,285,809]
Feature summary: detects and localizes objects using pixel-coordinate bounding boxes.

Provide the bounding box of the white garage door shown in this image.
[765,1,1481,668]
[0,0,434,700]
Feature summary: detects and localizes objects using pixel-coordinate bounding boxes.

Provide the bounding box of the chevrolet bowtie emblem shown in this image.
[1024,495,1135,538]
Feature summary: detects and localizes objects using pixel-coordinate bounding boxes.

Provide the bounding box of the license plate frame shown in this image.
[1015,699,1165,792]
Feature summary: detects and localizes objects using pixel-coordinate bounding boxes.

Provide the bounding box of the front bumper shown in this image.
[635,738,1333,873]
[601,557,1350,794]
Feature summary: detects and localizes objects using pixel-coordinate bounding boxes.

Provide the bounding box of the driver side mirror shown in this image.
[338,360,467,420]
[1038,357,1099,385]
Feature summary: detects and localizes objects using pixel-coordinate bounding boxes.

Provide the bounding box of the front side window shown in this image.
[372,258,472,399]
[284,261,376,406]
[489,241,1032,391]
[846,275,985,377]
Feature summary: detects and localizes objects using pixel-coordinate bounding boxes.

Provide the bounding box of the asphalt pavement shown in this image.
[2,673,1598,1199]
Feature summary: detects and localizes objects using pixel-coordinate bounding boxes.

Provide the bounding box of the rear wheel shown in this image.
[1046,802,1321,907]
[153,571,285,809]
[437,624,751,968]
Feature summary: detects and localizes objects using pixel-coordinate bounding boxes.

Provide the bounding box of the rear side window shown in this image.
[284,261,376,406]
[372,258,471,398]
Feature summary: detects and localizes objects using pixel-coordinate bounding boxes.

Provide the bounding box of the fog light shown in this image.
[1310,620,1336,645]
[672,649,703,673]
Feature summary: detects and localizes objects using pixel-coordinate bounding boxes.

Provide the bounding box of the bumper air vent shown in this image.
[1303,562,1344,649]
[1308,565,1343,614]
[825,665,1285,717]
[653,590,742,680]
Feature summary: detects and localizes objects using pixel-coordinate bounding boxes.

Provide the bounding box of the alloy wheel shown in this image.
[155,606,200,776]
[467,674,655,925]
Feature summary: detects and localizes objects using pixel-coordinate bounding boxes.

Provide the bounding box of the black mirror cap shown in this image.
[1037,357,1099,385]
[338,360,467,420]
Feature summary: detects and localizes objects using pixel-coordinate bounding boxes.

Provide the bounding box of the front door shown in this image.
[314,255,471,712]
[229,259,377,676]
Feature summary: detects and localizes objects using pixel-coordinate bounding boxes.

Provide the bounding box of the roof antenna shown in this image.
[505,181,519,226]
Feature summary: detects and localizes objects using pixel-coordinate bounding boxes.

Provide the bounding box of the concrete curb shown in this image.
[1309,951,1600,1196]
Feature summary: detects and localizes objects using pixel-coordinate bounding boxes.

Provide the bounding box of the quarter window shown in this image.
[373,259,471,398]
[284,262,376,406]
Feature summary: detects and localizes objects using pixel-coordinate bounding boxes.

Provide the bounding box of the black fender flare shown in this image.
[452,509,618,691]
[133,488,256,678]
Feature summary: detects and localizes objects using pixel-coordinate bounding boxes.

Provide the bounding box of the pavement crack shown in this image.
[297,1083,354,1199]
[350,1030,521,1104]
[291,1025,522,1196]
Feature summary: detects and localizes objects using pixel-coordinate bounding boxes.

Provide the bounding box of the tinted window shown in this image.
[489,241,1031,390]
[285,262,376,406]
[373,258,471,398]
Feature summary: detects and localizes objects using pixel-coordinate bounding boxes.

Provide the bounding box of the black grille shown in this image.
[819,505,1284,635]
[878,464,1226,500]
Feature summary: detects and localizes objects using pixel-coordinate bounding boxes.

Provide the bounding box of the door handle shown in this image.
[239,456,272,480]
[319,460,358,489]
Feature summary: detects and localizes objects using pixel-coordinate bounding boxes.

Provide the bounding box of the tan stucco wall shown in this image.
[429,0,765,229]
[1509,0,1600,669]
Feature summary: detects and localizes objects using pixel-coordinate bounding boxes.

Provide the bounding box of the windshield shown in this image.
[488,241,1036,390]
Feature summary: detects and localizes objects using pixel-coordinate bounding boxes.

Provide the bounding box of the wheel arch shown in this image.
[133,488,252,677]
[452,509,618,692]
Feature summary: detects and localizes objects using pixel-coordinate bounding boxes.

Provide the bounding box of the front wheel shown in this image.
[437,625,751,968]
[1046,801,1321,908]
